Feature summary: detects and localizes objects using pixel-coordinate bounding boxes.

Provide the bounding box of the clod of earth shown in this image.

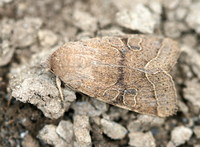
[49,34,181,117]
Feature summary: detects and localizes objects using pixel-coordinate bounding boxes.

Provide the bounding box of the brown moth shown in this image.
[49,34,180,117]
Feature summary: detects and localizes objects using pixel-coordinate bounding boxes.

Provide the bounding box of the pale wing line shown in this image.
[76,53,155,73]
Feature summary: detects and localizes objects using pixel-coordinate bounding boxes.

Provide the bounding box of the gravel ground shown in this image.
[0,0,200,146]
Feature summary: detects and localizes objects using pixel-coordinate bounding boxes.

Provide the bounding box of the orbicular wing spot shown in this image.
[103,88,120,101]
[105,37,124,48]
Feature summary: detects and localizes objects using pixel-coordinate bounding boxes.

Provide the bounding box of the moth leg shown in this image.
[56,76,64,102]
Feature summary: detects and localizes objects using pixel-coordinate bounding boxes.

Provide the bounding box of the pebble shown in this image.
[163,21,181,38]
[100,118,127,140]
[127,115,164,132]
[73,115,92,147]
[128,131,156,147]
[170,126,193,146]
[116,4,159,33]
[38,30,58,47]
[186,2,200,34]
[182,45,200,79]
[10,50,76,119]
[183,79,200,111]
[38,124,68,147]
[72,101,102,117]
[194,126,200,139]
[11,17,42,48]
[56,120,74,143]
[72,10,98,32]
[162,0,180,10]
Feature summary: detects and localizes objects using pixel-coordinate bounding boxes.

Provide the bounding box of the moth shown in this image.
[49,34,180,117]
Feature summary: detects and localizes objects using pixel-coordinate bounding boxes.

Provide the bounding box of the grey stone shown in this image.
[182,45,200,79]
[194,126,200,139]
[11,17,42,48]
[171,126,193,146]
[184,79,200,111]
[73,115,92,147]
[10,50,76,119]
[127,115,164,132]
[56,120,74,143]
[72,10,98,32]
[186,2,200,34]
[128,131,156,147]
[116,4,160,33]
[38,124,68,147]
[101,118,127,139]
[38,30,58,47]
[163,21,181,38]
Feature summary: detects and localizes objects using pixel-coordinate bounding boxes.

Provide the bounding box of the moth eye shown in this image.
[127,37,142,51]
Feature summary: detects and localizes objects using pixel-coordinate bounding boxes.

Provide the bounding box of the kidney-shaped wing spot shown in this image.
[127,37,143,51]
[123,88,138,107]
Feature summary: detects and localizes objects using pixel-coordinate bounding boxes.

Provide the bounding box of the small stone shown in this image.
[97,29,124,37]
[175,7,187,20]
[73,115,92,147]
[128,131,156,147]
[72,10,98,32]
[148,0,162,15]
[194,126,200,139]
[22,134,40,147]
[72,101,102,117]
[184,79,200,110]
[10,50,76,119]
[127,115,164,132]
[0,0,13,6]
[171,126,193,146]
[162,0,180,9]
[163,21,181,38]
[186,2,200,34]
[72,98,108,117]
[38,30,58,47]
[182,45,200,79]
[167,141,176,147]
[101,118,127,139]
[38,125,67,147]
[116,4,159,33]
[0,19,15,66]
[0,40,15,66]
[178,101,189,114]
[56,120,74,143]
[11,17,42,48]
[181,34,197,47]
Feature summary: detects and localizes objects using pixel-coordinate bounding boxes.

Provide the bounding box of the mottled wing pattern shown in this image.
[50,35,180,117]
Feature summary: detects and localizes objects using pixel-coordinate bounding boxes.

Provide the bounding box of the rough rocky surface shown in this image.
[1,0,200,146]
[170,126,193,146]
[101,118,127,140]
[38,124,69,147]
[128,131,156,147]
[73,115,92,147]
[9,50,76,119]
[116,3,161,33]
